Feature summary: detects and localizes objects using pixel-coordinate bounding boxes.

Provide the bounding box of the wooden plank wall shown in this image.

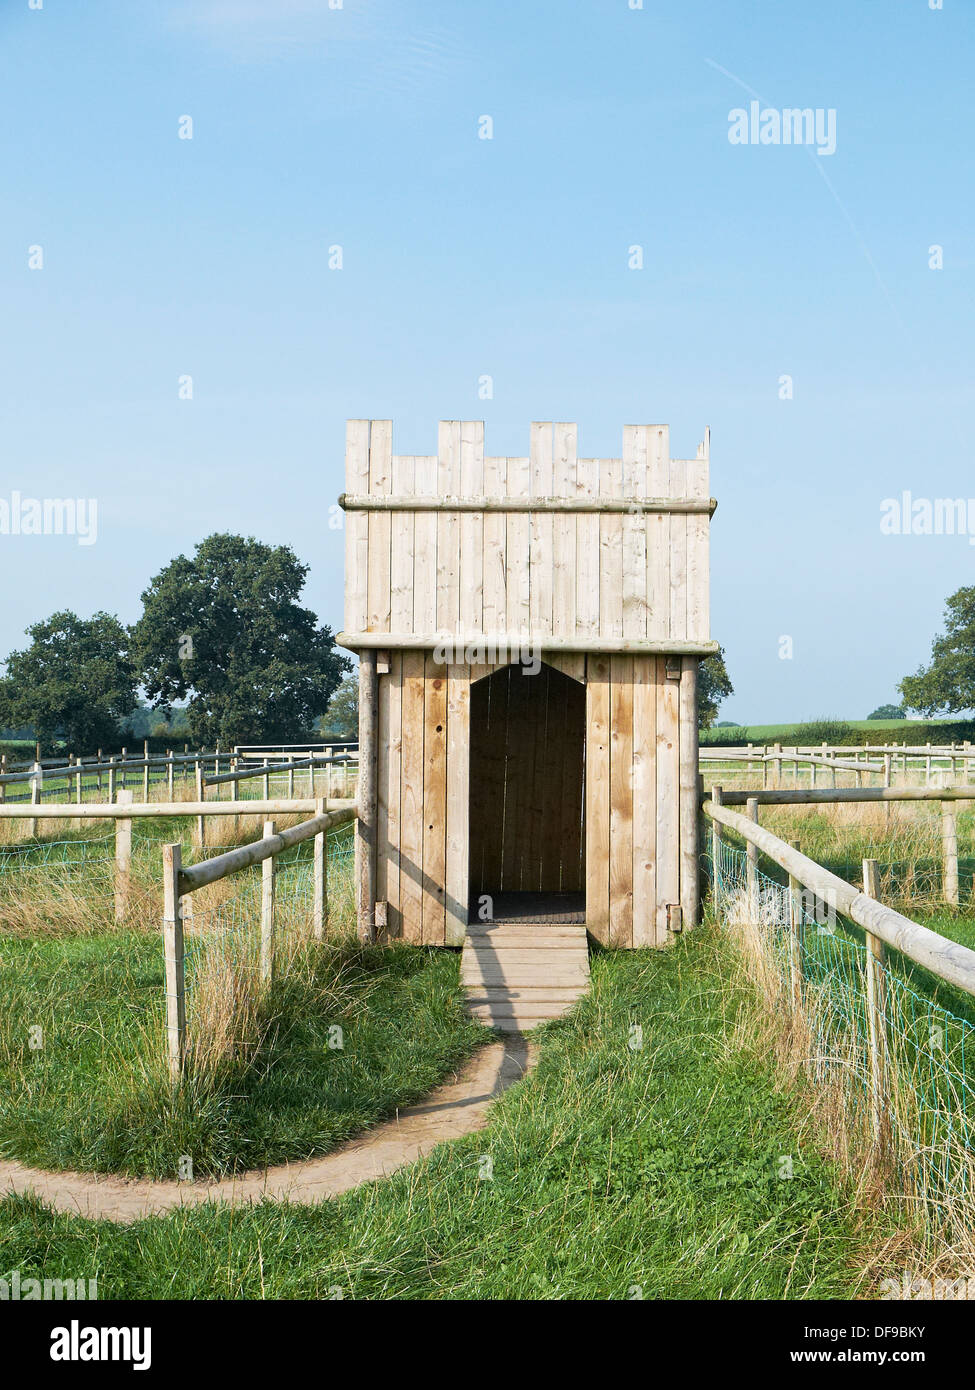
[378,654,684,950]
[585,654,679,948]
[344,422,710,647]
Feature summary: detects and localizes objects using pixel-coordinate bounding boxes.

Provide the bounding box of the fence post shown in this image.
[357,650,379,943]
[926,743,933,787]
[710,786,724,915]
[0,753,6,806]
[287,759,295,798]
[942,801,960,907]
[862,858,889,1149]
[29,760,41,838]
[108,755,117,803]
[313,797,327,940]
[261,820,276,984]
[773,742,782,789]
[120,747,127,790]
[115,788,133,922]
[307,750,315,798]
[195,760,205,848]
[143,740,150,802]
[230,755,239,835]
[162,843,186,1081]
[263,757,270,800]
[788,839,802,1008]
[72,755,82,829]
[746,796,759,920]
[167,749,174,799]
[97,749,103,794]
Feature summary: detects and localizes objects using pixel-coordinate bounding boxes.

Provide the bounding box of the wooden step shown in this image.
[465,988,586,1004]
[468,1001,578,1020]
[461,922,591,1032]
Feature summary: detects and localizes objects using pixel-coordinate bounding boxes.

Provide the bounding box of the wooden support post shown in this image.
[96,750,103,793]
[0,754,6,806]
[108,755,117,804]
[356,651,378,943]
[711,785,724,914]
[143,740,150,802]
[115,789,133,923]
[195,760,205,848]
[746,796,759,920]
[307,750,315,798]
[167,750,174,799]
[230,755,239,835]
[287,760,295,798]
[773,742,782,790]
[679,658,700,929]
[762,748,768,790]
[72,755,82,828]
[788,839,802,1008]
[261,820,276,984]
[926,743,932,787]
[313,797,327,941]
[120,747,127,790]
[862,857,889,1149]
[162,843,186,1081]
[29,761,41,838]
[263,757,270,800]
[942,802,960,908]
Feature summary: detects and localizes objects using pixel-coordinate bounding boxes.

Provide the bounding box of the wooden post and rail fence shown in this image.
[160,801,356,1078]
[703,789,975,1145]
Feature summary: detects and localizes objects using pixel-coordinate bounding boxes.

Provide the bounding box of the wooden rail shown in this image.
[702,796,975,997]
[162,802,357,1077]
[177,805,356,893]
[714,786,975,805]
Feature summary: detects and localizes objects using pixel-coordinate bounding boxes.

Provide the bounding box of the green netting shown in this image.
[705,837,975,1221]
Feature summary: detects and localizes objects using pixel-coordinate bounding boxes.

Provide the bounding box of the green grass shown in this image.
[0,927,881,1299]
[0,923,485,1179]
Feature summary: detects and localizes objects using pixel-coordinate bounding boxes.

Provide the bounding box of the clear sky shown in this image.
[1,0,972,723]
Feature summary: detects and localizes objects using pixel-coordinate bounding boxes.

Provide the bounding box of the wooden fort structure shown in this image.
[338,420,716,951]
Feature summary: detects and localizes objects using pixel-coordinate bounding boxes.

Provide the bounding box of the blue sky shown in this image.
[1,0,972,723]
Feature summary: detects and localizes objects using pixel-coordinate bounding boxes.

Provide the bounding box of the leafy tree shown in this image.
[900,587,975,716]
[868,703,905,720]
[0,610,137,753]
[130,534,350,747]
[698,647,733,729]
[319,673,358,740]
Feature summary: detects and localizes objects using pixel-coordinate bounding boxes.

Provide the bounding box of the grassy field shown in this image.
[0,925,888,1300]
[702,718,975,746]
[0,816,485,1179]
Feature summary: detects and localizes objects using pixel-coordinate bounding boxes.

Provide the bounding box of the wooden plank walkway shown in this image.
[461,923,590,1033]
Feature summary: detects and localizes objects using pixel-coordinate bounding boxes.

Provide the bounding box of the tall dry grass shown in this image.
[719,878,975,1274]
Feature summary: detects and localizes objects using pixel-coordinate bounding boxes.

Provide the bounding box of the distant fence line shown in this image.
[700,742,975,791]
[707,781,975,910]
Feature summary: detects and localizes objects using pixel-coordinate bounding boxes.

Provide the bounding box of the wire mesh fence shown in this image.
[706,835,975,1238]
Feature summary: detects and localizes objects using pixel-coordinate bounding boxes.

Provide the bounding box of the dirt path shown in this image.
[0,1038,534,1224]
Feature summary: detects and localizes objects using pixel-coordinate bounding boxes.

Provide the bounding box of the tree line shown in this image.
[0,534,350,753]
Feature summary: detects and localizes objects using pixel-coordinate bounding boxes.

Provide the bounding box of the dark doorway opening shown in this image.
[468,662,585,924]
